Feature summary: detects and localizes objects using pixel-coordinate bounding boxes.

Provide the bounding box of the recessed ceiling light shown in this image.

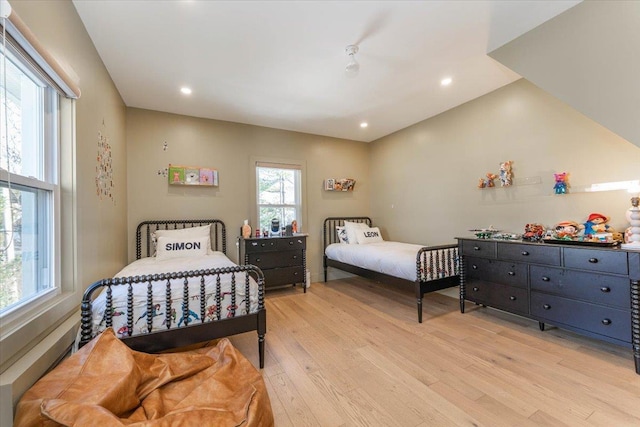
[180,87,192,95]
[441,77,452,86]
[360,122,368,128]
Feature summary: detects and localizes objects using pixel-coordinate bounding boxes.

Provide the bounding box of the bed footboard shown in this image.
[80,264,266,368]
[415,244,459,322]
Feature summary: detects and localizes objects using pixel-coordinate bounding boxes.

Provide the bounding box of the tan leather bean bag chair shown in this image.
[14,329,274,426]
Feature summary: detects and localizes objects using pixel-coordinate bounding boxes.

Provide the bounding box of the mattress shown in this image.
[325,241,426,282]
[84,252,260,341]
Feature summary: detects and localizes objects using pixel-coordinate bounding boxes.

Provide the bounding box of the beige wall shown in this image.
[126,108,370,282]
[2,1,127,422]
[370,79,640,244]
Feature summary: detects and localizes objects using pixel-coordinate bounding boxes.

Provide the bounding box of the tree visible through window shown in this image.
[256,164,301,234]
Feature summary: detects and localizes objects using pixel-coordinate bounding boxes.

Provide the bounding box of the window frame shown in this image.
[250,156,307,241]
[0,17,76,373]
[0,42,61,320]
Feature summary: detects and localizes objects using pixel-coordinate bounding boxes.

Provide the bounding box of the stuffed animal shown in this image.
[499,161,513,187]
[523,223,546,241]
[583,213,612,237]
[553,172,569,194]
[552,220,582,240]
[478,173,497,188]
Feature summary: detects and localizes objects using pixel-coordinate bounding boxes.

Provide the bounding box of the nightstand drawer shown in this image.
[277,236,306,250]
[264,266,305,286]
[498,243,560,266]
[465,257,527,288]
[461,240,497,258]
[245,239,278,252]
[531,292,630,342]
[530,266,630,308]
[563,248,628,275]
[248,250,303,269]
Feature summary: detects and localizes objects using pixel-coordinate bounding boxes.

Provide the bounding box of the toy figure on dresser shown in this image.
[553,172,569,194]
[551,220,583,240]
[499,161,513,187]
[522,223,546,241]
[469,226,499,239]
[582,213,621,243]
[478,173,497,188]
[583,213,612,237]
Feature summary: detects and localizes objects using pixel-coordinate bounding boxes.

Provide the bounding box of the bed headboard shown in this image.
[135,219,227,259]
[323,216,372,248]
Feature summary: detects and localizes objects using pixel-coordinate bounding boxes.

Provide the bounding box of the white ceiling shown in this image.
[72,0,580,142]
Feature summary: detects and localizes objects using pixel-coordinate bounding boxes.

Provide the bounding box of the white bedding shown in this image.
[326,241,458,282]
[326,241,426,282]
[83,251,260,341]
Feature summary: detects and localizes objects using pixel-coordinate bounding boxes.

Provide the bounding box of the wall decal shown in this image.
[96,126,115,202]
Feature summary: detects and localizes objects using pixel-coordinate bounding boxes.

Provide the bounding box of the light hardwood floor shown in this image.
[229,277,640,426]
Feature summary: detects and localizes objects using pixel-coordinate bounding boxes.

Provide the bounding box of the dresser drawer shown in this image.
[248,250,303,269]
[245,239,278,253]
[531,292,630,342]
[277,236,306,251]
[264,266,305,287]
[465,281,528,315]
[497,243,560,266]
[563,248,628,275]
[530,266,630,308]
[461,240,497,258]
[465,257,527,288]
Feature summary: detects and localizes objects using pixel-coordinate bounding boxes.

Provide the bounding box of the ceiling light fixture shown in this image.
[180,87,192,95]
[441,77,452,86]
[345,45,360,78]
[360,122,368,128]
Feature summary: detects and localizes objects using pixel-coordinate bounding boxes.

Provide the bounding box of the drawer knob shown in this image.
[261,243,266,247]
[293,255,298,259]
[256,258,261,262]
[509,296,517,301]
[294,272,299,276]
[508,271,515,276]
[543,304,551,310]
[473,246,480,251]
[472,287,479,292]
[542,276,550,282]
[289,241,294,245]
[472,265,478,270]
[601,318,612,326]
[521,251,529,256]
[600,287,611,293]
[588,258,598,264]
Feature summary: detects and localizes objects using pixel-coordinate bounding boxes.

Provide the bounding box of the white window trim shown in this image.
[0,98,76,368]
[250,156,307,239]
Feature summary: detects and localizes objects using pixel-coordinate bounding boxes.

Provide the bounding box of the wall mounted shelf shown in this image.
[168,164,218,186]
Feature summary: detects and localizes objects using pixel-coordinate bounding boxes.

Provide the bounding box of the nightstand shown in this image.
[239,234,307,292]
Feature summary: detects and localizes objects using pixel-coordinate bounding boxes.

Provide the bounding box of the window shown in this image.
[1,35,59,316]
[256,163,302,233]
